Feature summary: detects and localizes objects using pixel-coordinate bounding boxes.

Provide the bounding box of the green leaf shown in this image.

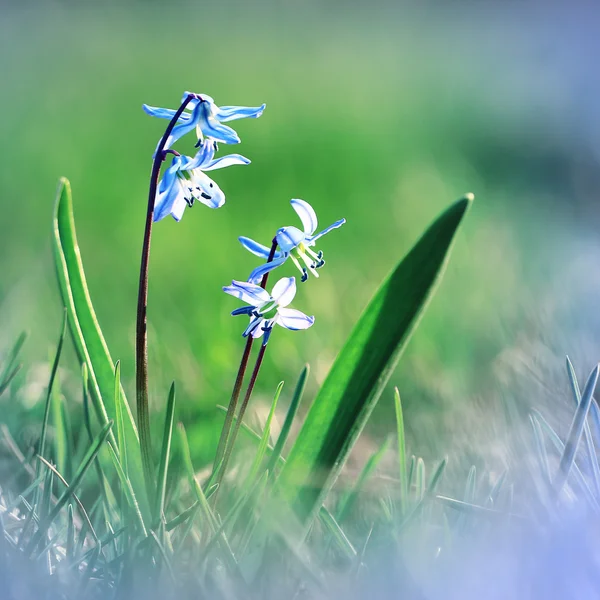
[52,178,149,520]
[276,195,472,526]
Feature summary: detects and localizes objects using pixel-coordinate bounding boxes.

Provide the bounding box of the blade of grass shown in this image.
[276,196,473,528]
[554,364,600,498]
[246,382,283,486]
[566,357,600,497]
[0,332,26,402]
[36,312,67,489]
[36,456,98,542]
[394,387,408,515]
[155,382,176,524]
[265,366,309,479]
[318,506,356,561]
[532,409,598,509]
[177,423,243,583]
[26,420,113,556]
[337,436,391,524]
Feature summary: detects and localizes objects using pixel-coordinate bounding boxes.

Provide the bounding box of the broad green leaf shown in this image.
[276,195,472,526]
[52,178,149,520]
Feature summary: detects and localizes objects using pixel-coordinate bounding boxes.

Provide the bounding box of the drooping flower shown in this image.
[223,277,314,344]
[240,199,345,283]
[154,141,249,222]
[143,91,266,149]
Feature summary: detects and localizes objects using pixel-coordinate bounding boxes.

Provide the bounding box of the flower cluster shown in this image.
[145,90,345,345]
[144,92,265,222]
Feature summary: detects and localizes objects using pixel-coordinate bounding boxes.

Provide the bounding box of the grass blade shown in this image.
[394,387,408,515]
[247,381,283,485]
[276,196,472,527]
[318,506,356,561]
[554,364,600,497]
[26,420,113,556]
[155,382,176,524]
[337,436,391,524]
[266,366,309,478]
[566,357,600,497]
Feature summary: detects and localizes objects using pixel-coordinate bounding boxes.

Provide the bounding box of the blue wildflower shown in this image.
[223,277,314,344]
[240,199,345,283]
[143,91,265,148]
[154,141,249,222]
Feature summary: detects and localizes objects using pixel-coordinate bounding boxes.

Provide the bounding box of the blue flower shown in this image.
[154,141,249,222]
[223,277,314,344]
[240,199,345,283]
[143,91,266,148]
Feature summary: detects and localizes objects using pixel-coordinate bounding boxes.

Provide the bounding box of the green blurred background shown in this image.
[2,0,600,466]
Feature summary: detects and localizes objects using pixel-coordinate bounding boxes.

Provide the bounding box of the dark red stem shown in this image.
[136,94,195,502]
[211,239,279,483]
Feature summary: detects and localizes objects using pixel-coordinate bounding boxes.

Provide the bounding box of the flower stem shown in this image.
[212,239,279,480]
[136,94,194,502]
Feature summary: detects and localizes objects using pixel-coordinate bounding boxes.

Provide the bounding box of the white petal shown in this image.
[189,170,225,208]
[276,308,315,331]
[291,199,318,236]
[223,281,271,306]
[270,277,297,308]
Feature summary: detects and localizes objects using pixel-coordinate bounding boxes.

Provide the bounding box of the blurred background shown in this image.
[1,0,600,470]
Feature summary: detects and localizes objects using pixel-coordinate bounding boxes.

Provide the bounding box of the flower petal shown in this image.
[270,277,296,307]
[214,104,266,122]
[243,316,265,338]
[223,280,271,306]
[202,154,250,171]
[290,199,318,236]
[247,254,289,284]
[276,308,315,331]
[239,236,274,259]
[153,157,183,222]
[194,102,241,145]
[276,226,305,253]
[309,218,346,244]
[142,104,191,122]
[182,141,215,170]
[189,170,225,209]
[170,193,188,222]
